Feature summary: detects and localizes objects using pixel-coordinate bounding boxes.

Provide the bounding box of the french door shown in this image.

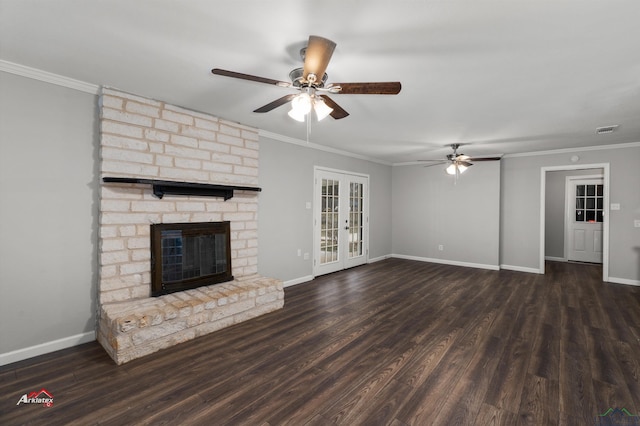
[313,168,369,276]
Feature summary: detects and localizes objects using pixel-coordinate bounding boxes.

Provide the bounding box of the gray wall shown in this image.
[2,67,638,364]
[391,161,501,268]
[257,136,392,283]
[0,72,98,357]
[545,168,602,259]
[501,146,640,282]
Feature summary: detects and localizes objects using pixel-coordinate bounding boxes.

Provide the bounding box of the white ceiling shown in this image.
[2,1,639,164]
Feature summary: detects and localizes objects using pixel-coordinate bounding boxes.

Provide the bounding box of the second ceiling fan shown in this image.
[420,144,502,176]
[212,35,401,121]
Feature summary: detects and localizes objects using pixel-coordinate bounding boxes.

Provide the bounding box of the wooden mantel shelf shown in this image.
[102,177,261,200]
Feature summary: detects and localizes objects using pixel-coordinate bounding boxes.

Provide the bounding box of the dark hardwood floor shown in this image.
[1,259,640,425]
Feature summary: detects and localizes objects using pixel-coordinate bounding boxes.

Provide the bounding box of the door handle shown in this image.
[344,226,349,230]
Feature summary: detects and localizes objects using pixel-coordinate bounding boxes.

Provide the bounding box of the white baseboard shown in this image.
[368,255,391,263]
[500,264,543,274]
[392,254,500,271]
[283,275,314,288]
[545,256,566,262]
[607,276,640,286]
[0,331,95,367]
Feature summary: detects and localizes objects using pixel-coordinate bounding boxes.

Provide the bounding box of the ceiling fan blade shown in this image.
[253,94,298,113]
[458,161,473,167]
[320,95,349,119]
[331,82,402,95]
[212,68,291,87]
[303,36,336,83]
[467,156,502,161]
[422,161,448,168]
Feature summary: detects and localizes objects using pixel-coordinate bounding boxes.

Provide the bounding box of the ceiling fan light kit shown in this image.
[445,163,470,175]
[287,88,334,122]
[211,35,401,122]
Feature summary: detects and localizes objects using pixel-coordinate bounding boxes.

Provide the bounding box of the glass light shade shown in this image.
[445,163,468,175]
[291,93,312,114]
[288,107,307,122]
[314,98,333,121]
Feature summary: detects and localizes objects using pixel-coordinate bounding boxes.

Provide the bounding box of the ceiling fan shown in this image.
[211,35,401,121]
[420,144,502,176]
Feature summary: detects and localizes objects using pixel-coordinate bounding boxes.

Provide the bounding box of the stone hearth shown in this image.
[99,276,282,364]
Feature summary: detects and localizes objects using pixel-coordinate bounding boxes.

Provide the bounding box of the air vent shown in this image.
[596,125,619,134]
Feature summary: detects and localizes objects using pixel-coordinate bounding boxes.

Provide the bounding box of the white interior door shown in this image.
[567,177,603,263]
[314,169,369,276]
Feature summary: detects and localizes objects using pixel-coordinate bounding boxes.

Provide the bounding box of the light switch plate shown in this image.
[610,203,621,210]
[634,220,640,228]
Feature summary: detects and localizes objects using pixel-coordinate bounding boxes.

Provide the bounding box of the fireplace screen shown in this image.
[151,221,232,296]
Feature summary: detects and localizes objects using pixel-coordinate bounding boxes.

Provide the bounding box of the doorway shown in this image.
[313,167,369,277]
[540,163,609,281]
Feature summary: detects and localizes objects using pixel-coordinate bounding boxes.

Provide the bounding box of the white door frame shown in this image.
[540,163,609,281]
[564,174,604,262]
[313,166,370,277]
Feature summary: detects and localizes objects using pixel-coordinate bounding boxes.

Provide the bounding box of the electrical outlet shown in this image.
[438,244,444,251]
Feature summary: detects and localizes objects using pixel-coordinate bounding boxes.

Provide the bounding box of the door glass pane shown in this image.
[575,184,584,222]
[586,198,595,209]
[348,182,364,259]
[575,182,604,224]
[320,179,339,265]
[595,184,604,222]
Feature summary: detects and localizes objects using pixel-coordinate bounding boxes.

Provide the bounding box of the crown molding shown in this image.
[502,141,640,158]
[258,129,392,166]
[0,60,99,95]
[392,160,427,167]
[392,141,640,166]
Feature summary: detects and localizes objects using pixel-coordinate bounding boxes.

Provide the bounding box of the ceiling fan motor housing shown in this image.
[289,68,328,88]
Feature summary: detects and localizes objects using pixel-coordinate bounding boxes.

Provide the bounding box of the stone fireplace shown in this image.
[96,88,283,364]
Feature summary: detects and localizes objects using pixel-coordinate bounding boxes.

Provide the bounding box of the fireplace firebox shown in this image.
[150,221,233,296]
